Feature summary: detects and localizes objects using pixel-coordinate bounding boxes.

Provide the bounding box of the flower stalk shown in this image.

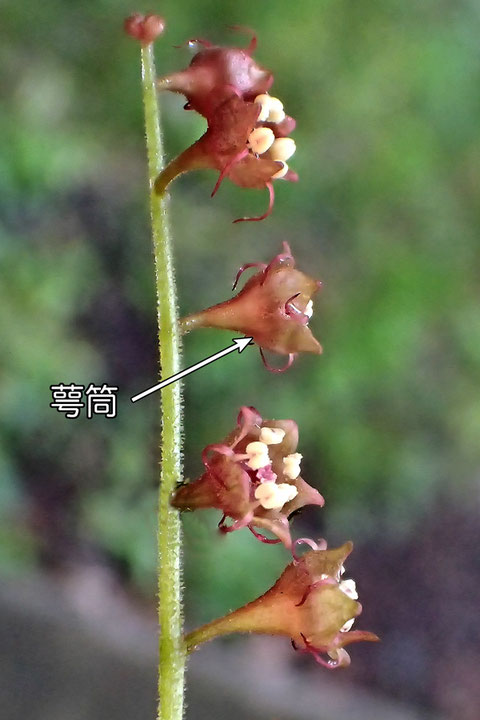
[140,40,185,720]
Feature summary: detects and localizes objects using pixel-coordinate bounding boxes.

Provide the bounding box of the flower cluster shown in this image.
[155,32,298,221]
[127,19,378,676]
[173,405,377,666]
[185,541,379,668]
[172,406,324,548]
[181,242,322,371]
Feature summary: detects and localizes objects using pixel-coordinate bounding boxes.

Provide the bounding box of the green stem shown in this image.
[141,43,185,720]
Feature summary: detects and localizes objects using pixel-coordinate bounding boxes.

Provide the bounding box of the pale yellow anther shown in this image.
[270,137,296,162]
[283,452,302,479]
[277,482,298,504]
[304,300,314,318]
[253,94,271,122]
[339,578,358,600]
[254,481,298,510]
[245,441,270,470]
[340,618,355,633]
[253,94,286,123]
[255,481,282,509]
[259,427,286,445]
[267,96,285,123]
[247,127,275,155]
[271,161,289,180]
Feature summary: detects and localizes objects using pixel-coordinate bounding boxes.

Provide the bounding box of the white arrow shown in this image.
[131,337,253,403]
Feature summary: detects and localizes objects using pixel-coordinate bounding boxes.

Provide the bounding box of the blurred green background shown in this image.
[1,1,480,718]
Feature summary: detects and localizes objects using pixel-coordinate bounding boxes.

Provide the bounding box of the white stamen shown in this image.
[254,481,298,510]
[247,127,275,155]
[340,618,355,633]
[253,94,271,122]
[304,300,313,318]
[253,94,286,124]
[267,96,285,123]
[328,648,351,667]
[270,137,296,162]
[245,441,270,470]
[277,482,298,504]
[339,578,358,600]
[283,452,302,479]
[272,161,289,179]
[259,427,286,445]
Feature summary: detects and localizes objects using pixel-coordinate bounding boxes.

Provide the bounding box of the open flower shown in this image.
[171,406,324,548]
[155,32,298,221]
[184,540,379,668]
[181,242,322,371]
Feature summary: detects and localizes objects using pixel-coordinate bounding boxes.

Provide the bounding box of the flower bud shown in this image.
[124,14,165,45]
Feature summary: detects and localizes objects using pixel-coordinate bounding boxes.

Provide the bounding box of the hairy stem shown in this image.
[141,43,185,720]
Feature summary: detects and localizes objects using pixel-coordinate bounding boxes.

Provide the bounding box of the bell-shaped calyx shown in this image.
[184,541,379,669]
[171,406,324,548]
[181,242,322,371]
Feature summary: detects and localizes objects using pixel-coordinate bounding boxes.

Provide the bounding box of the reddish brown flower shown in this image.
[185,541,379,669]
[155,32,298,221]
[124,13,165,45]
[171,406,324,548]
[181,242,322,372]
